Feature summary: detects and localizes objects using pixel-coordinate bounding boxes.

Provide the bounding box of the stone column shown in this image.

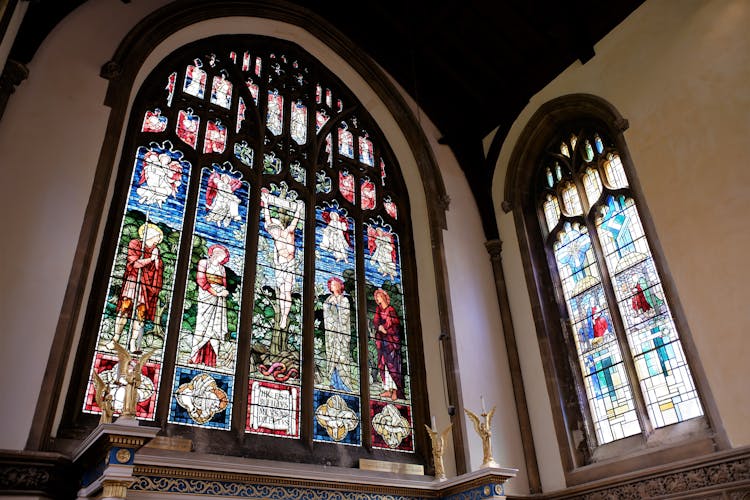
[484,239,541,493]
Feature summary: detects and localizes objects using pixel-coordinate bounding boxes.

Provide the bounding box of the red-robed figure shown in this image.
[107,223,164,353]
[373,288,403,401]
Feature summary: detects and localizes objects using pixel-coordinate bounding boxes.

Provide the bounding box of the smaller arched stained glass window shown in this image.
[538,128,703,445]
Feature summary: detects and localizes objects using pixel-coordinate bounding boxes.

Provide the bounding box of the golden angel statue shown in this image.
[113,343,156,420]
[92,371,114,424]
[465,405,499,468]
[424,422,453,481]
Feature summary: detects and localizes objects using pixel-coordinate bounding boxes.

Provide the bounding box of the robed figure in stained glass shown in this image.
[373,288,402,401]
[107,223,164,353]
[320,210,350,263]
[190,244,231,367]
[579,295,610,349]
[367,226,397,280]
[136,150,183,208]
[323,277,353,391]
[631,274,664,317]
[205,171,242,227]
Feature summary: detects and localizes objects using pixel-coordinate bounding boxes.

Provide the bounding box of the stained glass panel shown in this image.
[267,90,283,136]
[316,109,329,134]
[384,197,398,220]
[168,165,249,429]
[583,167,603,207]
[604,153,628,189]
[291,101,307,145]
[237,97,246,133]
[359,135,374,166]
[203,120,227,154]
[85,141,191,420]
[339,171,354,204]
[360,178,376,210]
[313,202,360,445]
[596,196,703,428]
[539,129,704,446]
[543,194,561,232]
[246,79,259,105]
[166,72,176,107]
[552,222,640,444]
[142,109,167,133]
[364,219,412,451]
[210,74,232,109]
[561,182,583,215]
[247,184,305,437]
[183,61,206,99]
[338,124,354,158]
[176,109,199,149]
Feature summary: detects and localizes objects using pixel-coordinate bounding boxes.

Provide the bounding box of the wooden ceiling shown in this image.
[9,0,644,238]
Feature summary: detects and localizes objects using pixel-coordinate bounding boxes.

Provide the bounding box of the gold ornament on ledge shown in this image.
[92,370,114,424]
[424,416,452,481]
[465,396,499,468]
[113,343,156,420]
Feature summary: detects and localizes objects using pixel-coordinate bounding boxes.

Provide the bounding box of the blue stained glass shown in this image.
[89,41,417,449]
[168,164,249,428]
[594,134,604,154]
[364,218,402,289]
[555,223,595,285]
[86,141,192,420]
[314,202,359,395]
[169,367,233,429]
[313,390,361,445]
[584,140,594,162]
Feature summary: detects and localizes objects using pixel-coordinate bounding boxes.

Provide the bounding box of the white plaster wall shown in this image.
[0,0,172,451]
[492,0,750,491]
[407,109,528,492]
[0,2,527,488]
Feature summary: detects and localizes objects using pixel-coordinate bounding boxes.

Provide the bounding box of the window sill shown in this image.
[566,417,717,486]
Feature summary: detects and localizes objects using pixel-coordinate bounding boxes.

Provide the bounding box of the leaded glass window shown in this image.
[538,128,703,446]
[75,35,419,459]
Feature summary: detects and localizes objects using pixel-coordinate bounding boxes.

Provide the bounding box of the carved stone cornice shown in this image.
[0,59,29,121]
[539,448,750,500]
[501,200,513,214]
[100,60,123,80]
[131,463,516,498]
[484,239,503,263]
[0,450,76,496]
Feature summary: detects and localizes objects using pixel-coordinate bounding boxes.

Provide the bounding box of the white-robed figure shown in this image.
[190,244,230,368]
[367,225,397,280]
[323,277,354,392]
[136,150,182,207]
[320,210,350,263]
[205,171,242,227]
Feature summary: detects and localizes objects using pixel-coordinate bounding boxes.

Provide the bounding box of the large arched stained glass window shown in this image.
[538,128,703,446]
[75,35,420,457]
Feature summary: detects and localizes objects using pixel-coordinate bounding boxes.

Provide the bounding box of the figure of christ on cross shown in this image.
[260,189,303,353]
